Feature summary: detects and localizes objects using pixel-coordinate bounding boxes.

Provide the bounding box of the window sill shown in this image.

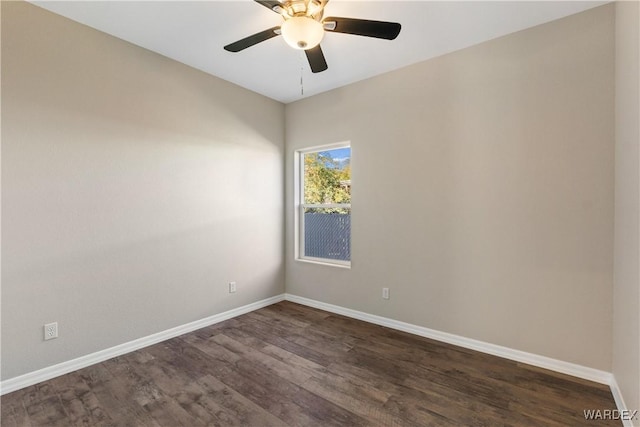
[295,257,351,269]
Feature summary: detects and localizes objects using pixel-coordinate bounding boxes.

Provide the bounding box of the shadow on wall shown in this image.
[2,0,285,150]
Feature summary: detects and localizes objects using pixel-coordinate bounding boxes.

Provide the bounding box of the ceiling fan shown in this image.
[224,0,401,73]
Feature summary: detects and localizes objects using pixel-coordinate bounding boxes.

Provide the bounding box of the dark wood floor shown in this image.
[2,301,620,426]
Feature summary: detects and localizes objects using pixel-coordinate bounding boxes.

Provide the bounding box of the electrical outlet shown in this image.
[229,281,237,293]
[44,322,58,340]
[382,288,390,300]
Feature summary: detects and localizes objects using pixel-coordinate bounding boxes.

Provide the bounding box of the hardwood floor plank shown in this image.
[50,373,115,426]
[23,395,69,427]
[263,301,332,324]
[1,302,621,426]
[160,337,320,425]
[231,315,353,363]
[197,374,300,427]
[248,307,312,329]
[165,337,368,426]
[102,355,198,427]
[1,389,32,427]
[205,327,395,425]
[79,363,163,426]
[228,320,335,368]
[17,383,70,427]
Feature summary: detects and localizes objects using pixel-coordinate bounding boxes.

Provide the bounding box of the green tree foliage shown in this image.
[304,152,351,208]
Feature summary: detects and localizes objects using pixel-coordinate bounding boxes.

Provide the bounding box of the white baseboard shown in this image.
[3,291,629,421]
[610,377,637,427]
[284,293,613,385]
[0,294,285,396]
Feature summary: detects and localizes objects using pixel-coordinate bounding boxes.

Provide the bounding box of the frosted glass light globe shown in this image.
[281,16,324,50]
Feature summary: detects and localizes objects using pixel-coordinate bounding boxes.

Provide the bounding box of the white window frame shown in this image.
[294,142,351,268]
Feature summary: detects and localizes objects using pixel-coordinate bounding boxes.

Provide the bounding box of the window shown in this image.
[296,143,351,267]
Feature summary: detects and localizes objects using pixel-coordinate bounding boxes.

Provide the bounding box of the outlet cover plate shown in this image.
[44,322,58,340]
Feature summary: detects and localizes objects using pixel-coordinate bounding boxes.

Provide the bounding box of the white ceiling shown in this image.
[31,1,607,104]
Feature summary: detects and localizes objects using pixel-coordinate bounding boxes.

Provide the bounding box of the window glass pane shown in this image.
[304,147,351,204]
[304,207,351,261]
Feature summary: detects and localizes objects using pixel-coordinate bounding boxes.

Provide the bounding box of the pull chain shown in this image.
[300,51,305,96]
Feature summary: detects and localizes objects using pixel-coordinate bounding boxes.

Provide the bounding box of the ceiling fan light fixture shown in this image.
[281,16,324,50]
[306,1,323,17]
[225,0,403,73]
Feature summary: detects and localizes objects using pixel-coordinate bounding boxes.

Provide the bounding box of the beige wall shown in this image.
[613,0,640,417]
[285,5,615,371]
[1,2,285,380]
[1,0,625,385]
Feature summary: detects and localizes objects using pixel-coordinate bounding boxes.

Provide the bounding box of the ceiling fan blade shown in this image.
[305,45,328,73]
[254,1,283,14]
[323,17,401,40]
[224,27,281,52]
